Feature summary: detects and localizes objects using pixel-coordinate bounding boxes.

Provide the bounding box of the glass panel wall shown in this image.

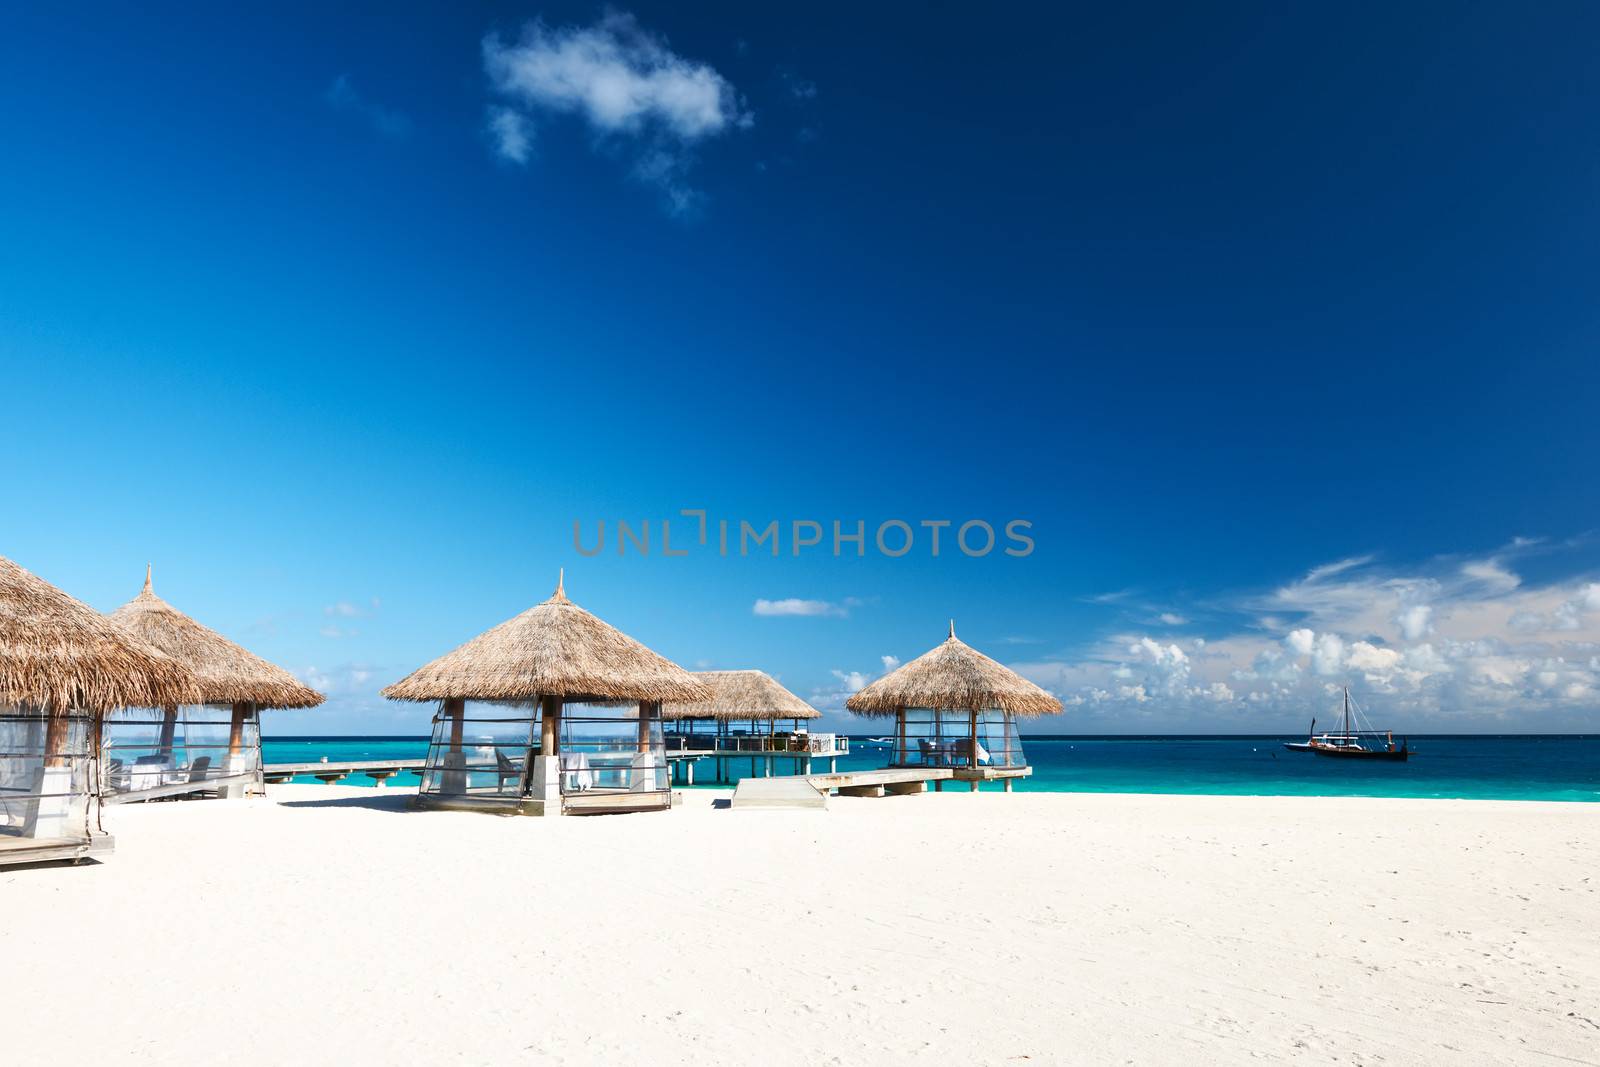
[102,704,263,799]
[561,702,667,797]
[418,701,536,800]
[0,708,94,850]
[662,718,816,752]
[888,708,1028,770]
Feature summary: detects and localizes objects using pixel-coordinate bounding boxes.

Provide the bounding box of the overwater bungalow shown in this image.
[103,567,324,802]
[0,555,197,866]
[846,622,1060,791]
[662,669,848,783]
[382,572,710,816]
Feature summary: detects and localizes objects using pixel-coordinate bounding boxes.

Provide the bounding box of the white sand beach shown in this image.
[4,786,1596,1066]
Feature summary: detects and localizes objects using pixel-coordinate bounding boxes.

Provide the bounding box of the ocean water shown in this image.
[261,735,1600,802]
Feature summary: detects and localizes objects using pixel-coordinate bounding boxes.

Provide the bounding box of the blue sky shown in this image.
[3,3,1599,733]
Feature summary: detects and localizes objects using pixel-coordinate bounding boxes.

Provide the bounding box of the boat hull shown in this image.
[1310,747,1409,762]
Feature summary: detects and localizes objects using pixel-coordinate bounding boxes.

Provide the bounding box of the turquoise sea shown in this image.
[263,734,1600,802]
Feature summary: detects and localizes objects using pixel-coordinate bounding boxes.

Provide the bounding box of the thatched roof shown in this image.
[109,567,324,710]
[663,670,820,721]
[382,572,711,705]
[846,622,1062,717]
[0,554,200,715]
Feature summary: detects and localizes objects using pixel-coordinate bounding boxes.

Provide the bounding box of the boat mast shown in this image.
[1343,686,1350,738]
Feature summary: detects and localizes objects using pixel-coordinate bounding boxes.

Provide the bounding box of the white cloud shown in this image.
[1016,544,1600,728]
[1396,604,1433,641]
[483,11,749,214]
[1157,612,1187,626]
[880,655,900,672]
[300,662,380,697]
[1311,632,1345,676]
[324,598,381,619]
[753,597,847,618]
[488,106,534,163]
[830,669,871,692]
[1461,559,1520,593]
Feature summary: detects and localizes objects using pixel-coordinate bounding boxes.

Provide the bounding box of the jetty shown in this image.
[664,669,849,782]
[265,750,715,787]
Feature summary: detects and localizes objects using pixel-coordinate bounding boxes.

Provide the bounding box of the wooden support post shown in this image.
[438,697,468,795]
[638,700,656,752]
[539,695,560,756]
[969,780,979,792]
[229,702,249,761]
[158,704,178,758]
[446,697,466,753]
[1004,778,1014,793]
[686,760,694,785]
[896,711,907,766]
[969,710,979,769]
[43,712,70,769]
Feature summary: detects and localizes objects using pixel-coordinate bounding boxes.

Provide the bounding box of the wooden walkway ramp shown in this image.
[731,767,960,809]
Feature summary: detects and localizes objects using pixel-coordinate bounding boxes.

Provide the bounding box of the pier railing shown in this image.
[664,732,848,756]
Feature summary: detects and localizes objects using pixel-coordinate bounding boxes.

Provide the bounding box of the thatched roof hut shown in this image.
[663,670,819,721]
[383,573,709,705]
[0,554,198,715]
[847,622,1061,717]
[387,573,707,816]
[109,567,324,709]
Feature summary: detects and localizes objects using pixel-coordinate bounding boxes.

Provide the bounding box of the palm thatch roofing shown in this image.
[0,554,201,715]
[108,567,325,710]
[382,573,711,705]
[846,622,1062,718]
[662,670,820,721]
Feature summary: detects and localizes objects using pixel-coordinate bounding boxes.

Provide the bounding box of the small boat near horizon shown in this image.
[1290,688,1409,762]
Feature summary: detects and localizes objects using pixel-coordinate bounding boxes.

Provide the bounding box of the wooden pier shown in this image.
[667,735,850,784]
[266,751,715,788]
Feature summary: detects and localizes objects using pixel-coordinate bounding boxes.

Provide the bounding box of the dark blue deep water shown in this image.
[263,735,1600,801]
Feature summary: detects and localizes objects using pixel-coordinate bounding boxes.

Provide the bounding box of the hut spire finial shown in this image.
[948,618,956,640]
[555,567,566,600]
[143,563,153,595]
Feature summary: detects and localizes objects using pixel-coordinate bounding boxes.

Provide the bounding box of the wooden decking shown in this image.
[264,759,425,786]
[732,764,1033,803]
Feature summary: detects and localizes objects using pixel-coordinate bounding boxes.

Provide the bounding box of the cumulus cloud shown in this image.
[1396,604,1433,641]
[1026,543,1600,728]
[753,597,848,618]
[482,10,750,215]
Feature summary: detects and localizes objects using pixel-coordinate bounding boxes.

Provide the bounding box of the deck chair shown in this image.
[495,749,523,792]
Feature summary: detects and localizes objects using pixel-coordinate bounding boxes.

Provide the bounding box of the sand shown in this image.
[3,786,1596,1065]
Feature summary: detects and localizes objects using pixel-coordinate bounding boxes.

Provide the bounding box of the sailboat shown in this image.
[1283,714,1363,753]
[1307,687,1409,762]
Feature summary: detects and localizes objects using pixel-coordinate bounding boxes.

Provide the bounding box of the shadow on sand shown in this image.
[278,792,418,815]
